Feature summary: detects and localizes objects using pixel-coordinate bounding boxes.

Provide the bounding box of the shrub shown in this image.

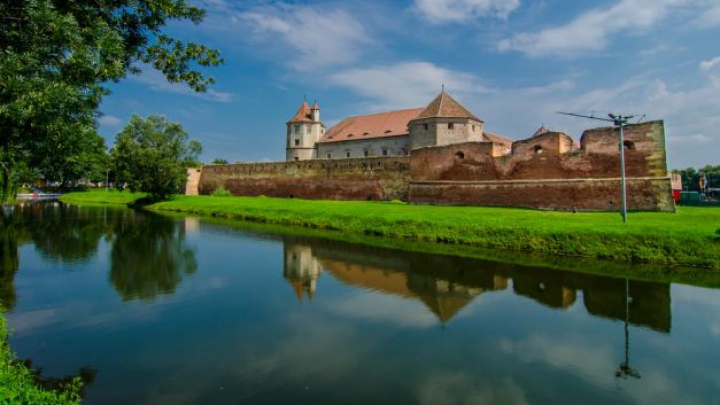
[211,187,232,197]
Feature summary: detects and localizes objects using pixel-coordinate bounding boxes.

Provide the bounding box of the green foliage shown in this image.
[210,187,232,197]
[60,189,146,205]
[211,158,229,165]
[675,165,720,192]
[0,0,222,201]
[1,311,83,404]
[110,115,201,201]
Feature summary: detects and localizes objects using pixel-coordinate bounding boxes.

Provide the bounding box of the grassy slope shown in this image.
[1,314,81,404]
[61,190,720,268]
[60,189,146,205]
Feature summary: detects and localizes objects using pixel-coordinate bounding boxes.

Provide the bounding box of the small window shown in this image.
[346,152,351,158]
[382,149,388,156]
[473,125,477,131]
[423,123,428,130]
[363,151,369,157]
[363,132,369,136]
[294,124,300,133]
[327,153,331,159]
[294,156,299,161]
[448,123,455,130]
[623,140,635,150]
[534,145,543,154]
[294,139,300,146]
[306,126,311,134]
[348,133,354,137]
[455,151,465,159]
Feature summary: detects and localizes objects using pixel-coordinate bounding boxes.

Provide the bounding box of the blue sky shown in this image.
[98,0,720,169]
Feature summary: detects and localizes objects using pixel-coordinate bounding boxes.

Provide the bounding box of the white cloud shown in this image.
[695,4,720,27]
[130,68,234,102]
[414,0,520,23]
[498,0,691,57]
[700,56,720,71]
[329,61,489,110]
[239,4,372,70]
[325,292,440,328]
[98,115,122,127]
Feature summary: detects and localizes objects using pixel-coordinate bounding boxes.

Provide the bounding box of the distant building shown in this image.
[285,90,512,161]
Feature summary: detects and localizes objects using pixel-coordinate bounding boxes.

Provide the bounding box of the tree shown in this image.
[211,158,228,165]
[110,114,201,201]
[0,0,222,201]
[675,165,720,192]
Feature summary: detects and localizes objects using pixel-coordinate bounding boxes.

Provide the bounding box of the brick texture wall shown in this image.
[200,157,410,201]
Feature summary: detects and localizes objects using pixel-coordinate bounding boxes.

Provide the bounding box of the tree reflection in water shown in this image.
[0,208,19,309]
[109,210,197,301]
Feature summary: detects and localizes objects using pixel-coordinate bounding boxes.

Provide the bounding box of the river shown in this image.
[1,202,719,404]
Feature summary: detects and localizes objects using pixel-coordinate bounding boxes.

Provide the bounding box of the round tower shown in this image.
[286,100,325,161]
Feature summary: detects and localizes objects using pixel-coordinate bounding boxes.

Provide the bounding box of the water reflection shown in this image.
[281,237,671,331]
[0,202,197,305]
[110,212,197,301]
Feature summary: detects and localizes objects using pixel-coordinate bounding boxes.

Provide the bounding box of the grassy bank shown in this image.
[60,189,146,205]
[61,190,720,269]
[1,313,82,404]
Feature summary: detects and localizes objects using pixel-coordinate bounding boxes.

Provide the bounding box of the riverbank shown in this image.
[1,313,82,404]
[60,190,720,269]
[59,190,146,205]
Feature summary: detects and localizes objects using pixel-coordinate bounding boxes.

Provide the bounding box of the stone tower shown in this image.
[283,243,322,303]
[408,90,484,150]
[286,100,325,161]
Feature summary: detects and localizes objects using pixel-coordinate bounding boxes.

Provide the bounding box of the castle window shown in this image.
[306,126,311,134]
[348,133,354,137]
[364,151,369,157]
[327,153,332,159]
[448,123,455,130]
[294,156,299,161]
[294,124,300,133]
[363,132,370,136]
[423,123,428,130]
[534,145,543,154]
[346,152,351,158]
[455,151,465,160]
[623,140,636,150]
[382,149,388,156]
[473,125,477,131]
[294,139,300,146]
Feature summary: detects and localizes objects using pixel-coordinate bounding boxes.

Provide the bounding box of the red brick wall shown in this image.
[200,157,410,201]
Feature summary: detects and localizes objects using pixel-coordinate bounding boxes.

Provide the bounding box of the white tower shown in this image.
[286,100,325,161]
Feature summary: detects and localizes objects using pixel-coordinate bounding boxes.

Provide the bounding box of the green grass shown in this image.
[1,312,82,404]
[60,189,146,205]
[60,190,720,269]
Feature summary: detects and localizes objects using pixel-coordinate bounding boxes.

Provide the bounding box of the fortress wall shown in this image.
[410,121,668,182]
[408,121,673,211]
[200,157,410,201]
[409,177,675,211]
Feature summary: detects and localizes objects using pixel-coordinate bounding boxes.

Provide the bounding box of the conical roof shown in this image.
[288,100,313,123]
[311,101,320,110]
[412,90,482,122]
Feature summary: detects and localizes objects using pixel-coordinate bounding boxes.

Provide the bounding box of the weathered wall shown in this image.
[184,168,202,196]
[317,135,410,159]
[200,157,410,201]
[409,118,483,149]
[407,121,674,211]
[410,178,675,211]
[196,120,673,211]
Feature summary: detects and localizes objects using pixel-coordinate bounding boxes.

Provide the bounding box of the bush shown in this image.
[211,187,232,197]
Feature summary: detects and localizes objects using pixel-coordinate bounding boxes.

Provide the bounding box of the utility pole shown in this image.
[558,112,640,223]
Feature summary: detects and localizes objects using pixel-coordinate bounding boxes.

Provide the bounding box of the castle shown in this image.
[285,90,511,162]
[192,90,675,212]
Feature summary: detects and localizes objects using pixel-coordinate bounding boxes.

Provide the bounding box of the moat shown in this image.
[1,202,719,404]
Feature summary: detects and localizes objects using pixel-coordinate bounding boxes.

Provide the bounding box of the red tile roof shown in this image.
[319,108,424,143]
[483,132,513,148]
[411,90,483,122]
[288,101,313,123]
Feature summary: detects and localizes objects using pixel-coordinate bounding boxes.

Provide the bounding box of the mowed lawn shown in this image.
[61,190,720,268]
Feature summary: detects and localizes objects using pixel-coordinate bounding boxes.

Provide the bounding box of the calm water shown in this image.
[1,202,720,405]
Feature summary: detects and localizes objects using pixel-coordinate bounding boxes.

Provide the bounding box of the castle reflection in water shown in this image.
[283,238,671,332]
